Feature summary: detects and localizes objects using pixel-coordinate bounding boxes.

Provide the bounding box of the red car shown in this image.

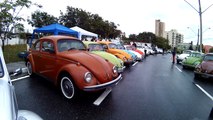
[194,53,213,79]
[26,35,122,99]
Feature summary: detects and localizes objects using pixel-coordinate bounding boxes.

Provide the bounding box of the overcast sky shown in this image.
[22,0,213,45]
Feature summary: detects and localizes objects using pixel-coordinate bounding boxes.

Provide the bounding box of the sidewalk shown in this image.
[6,61,26,73]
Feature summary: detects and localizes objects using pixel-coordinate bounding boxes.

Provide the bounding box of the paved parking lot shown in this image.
[10,54,213,120]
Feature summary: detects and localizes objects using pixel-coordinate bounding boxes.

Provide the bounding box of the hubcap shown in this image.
[60,77,74,99]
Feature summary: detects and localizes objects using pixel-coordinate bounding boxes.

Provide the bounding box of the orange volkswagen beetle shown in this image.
[26,35,122,99]
[97,41,133,66]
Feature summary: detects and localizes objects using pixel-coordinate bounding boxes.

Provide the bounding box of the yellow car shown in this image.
[98,41,133,66]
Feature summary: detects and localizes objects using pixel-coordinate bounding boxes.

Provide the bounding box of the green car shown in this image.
[83,41,125,73]
[182,51,204,69]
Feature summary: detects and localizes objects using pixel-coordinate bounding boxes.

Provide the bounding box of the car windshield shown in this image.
[203,55,213,61]
[125,46,132,50]
[183,50,191,54]
[88,44,104,51]
[189,53,202,57]
[108,43,118,49]
[57,39,86,52]
[0,58,4,78]
[116,44,125,49]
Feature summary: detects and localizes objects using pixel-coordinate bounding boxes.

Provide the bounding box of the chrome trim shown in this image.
[194,71,213,78]
[83,74,122,91]
[118,66,126,73]
[84,72,92,83]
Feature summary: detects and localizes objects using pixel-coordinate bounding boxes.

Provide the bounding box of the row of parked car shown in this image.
[176,50,213,79]
[25,35,155,100]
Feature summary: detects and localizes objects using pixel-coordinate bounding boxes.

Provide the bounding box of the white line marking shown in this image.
[175,65,182,72]
[93,87,112,106]
[132,61,138,66]
[11,75,30,82]
[195,84,213,101]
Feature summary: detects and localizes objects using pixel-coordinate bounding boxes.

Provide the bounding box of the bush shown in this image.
[3,44,27,63]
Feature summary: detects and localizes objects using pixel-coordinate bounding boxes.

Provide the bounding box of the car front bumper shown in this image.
[194,71,213,78]
[83,74,122,91]
[118,66,126,73]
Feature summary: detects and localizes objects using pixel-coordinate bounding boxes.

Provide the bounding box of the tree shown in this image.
[27,10,58,27]
[59,6,121,39]
[0,0,41,51]
[154,37,170,50]
[137,32,156,43]
[128,34,137,41]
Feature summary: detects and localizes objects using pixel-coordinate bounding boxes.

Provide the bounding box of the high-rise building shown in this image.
[155,19,166,38]
[166,29,184,47]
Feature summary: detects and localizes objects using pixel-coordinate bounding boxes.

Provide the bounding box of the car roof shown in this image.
[40,35,78,41]
[98,41,113,44]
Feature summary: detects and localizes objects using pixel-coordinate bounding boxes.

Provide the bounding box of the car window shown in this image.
[116,44,125,49]
[203,55,213,61]
[190,53,201,57]
[41,41,54,52]
[88,44,104,51]
[0,58,4,78]
[57,39,86,52]
[108,43,117,49]
[32,41,40,51]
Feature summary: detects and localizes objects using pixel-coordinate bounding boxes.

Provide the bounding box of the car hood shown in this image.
[177,54,189,59]
[184,57,201,64]
[91,51,122,67]
[58,50,114,83]
[123,50,137,59]
[201,61,213,72]
[108,49,132,59]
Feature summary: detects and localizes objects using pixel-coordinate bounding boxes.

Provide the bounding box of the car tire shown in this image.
[26,61,34,77]
[176,60,179,64]
[194,73,200,79]
[60,75,77,99]
[182,65,186,69]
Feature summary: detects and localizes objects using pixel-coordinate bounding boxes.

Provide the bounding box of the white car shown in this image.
[176,50,194,64]
[0,46,42,120]
[124,45,143,61]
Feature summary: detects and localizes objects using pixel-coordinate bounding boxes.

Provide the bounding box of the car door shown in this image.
[39,39,57,80]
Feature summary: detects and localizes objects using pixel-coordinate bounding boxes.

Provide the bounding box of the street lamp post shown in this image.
[187,27,210,51]
[184,0,213,52]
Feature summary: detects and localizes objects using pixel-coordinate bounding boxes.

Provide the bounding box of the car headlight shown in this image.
[84,72,92,83]
[123,57,127,61]
[112,66,118,74]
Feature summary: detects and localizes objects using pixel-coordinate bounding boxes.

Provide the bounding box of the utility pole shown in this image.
[198,0,202,52]
[184,0,213,52]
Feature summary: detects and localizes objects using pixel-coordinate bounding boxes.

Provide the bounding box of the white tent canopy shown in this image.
[70,26,98,40]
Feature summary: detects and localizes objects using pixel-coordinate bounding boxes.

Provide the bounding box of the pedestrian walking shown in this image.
[144,44,148,57]
[172,47,176,63]
[132,42,137,48]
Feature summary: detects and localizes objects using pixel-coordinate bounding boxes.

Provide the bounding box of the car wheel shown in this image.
[194,73,200,79]
[176,60,179,64]
[60,76,76,99]
[182,65,186,69]
[26,61,34,76]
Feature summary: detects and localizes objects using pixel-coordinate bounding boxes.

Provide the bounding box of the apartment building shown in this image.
[166,29,184,47]
[155,19,166,38]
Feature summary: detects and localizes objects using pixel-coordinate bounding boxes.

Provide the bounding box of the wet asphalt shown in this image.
[10,54,213,120]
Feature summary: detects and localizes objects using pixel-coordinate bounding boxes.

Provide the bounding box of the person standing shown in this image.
[172,47,177,63]
[132,42,137,48]
[144,44,148,57]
